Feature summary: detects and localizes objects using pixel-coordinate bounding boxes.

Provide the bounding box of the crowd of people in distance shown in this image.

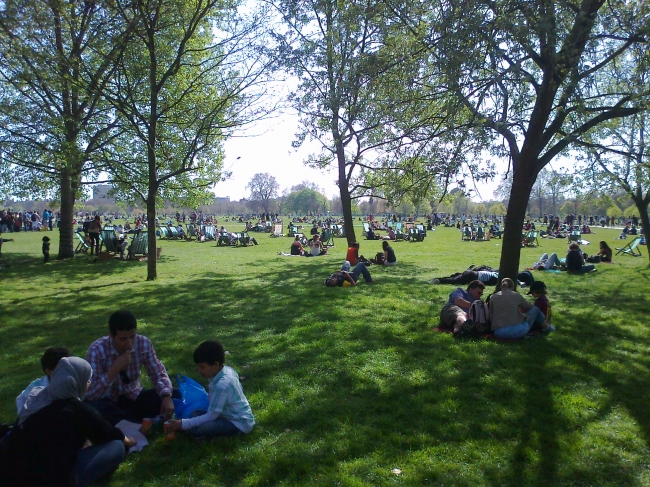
[0,310,254,487]
[0,209,57,233]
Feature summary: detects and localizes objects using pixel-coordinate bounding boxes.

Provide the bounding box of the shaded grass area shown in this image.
[1,224,650,486]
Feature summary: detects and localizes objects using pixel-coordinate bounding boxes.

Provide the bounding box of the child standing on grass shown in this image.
[166,340,254,439]
[42,236,50,263]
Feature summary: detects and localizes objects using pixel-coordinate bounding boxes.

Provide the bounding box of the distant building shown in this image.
[214,196,230,203]
[93,185,113,199]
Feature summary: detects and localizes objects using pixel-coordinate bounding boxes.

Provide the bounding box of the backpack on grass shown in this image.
[460,300,491,336]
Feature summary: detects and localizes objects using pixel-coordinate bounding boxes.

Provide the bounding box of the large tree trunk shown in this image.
[57,168,78,259]
[335,148,356,245]
[497,164,536,287]
[146,187,158,280]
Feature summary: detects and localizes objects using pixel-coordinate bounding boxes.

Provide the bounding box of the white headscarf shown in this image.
[18,357,92,425]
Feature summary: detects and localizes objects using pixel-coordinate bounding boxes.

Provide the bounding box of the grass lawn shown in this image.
[1,222,650,486]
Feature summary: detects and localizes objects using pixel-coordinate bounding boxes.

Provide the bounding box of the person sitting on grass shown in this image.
[306,234,327,256]
[324,261,374,287]
[165,341,255,439]
[381,240,397,266]
[586,241,612,263]
[290,235,304,255]
[489,278,554,339]
[526,281,555,332]
[16,347,70,414]
[1,357,136,487]
[278,236,305,256]
[84,310,177,425]
[439,280,485,335]
[566,242,596,273]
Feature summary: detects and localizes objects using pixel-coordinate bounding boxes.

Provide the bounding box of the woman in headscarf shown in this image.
[1,357,135,487]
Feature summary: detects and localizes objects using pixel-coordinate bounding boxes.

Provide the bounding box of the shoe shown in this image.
[430,278,440,284]
[541,325,556,334]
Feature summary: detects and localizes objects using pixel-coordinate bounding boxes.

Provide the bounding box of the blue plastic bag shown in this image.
[172,375,209,419]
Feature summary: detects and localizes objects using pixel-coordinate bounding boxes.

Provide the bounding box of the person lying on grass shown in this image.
[324,261,374,287]
[165,340,255,439]
[489,278,554,339]
[439,280,485,335]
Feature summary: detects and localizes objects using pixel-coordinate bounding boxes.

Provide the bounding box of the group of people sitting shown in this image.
[322,241,398,287]
[528,241,612,272]
[0,310,254,487]
[440,279,554,339]
[279,233,329,257]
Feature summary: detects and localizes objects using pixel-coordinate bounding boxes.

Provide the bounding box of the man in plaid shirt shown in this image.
[85,310,177,425]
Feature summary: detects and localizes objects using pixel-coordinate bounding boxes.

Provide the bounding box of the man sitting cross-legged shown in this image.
[439,280,485,335]
[85,310,179,425]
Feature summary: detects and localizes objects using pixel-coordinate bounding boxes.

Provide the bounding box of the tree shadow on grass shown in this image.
[2,263,649,486]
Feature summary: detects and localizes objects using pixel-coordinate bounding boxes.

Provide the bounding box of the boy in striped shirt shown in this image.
[167,341,254,438]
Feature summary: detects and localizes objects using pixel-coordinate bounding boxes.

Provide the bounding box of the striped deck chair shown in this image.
[616,236,643,257]
[75,232,90,253]
[127,230,149,259]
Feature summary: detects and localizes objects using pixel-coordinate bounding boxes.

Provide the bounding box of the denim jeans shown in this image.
[185,410,241,438]
[72,439,125,487]
[540,253,562,269]
[494,306,546,339]
[350,262,372,283]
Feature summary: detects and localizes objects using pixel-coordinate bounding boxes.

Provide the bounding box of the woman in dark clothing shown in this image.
[1,357,134,487]
[87,215,102,255]
[586,241,613,263]
[382,240,397,266]
[566,243,596,273]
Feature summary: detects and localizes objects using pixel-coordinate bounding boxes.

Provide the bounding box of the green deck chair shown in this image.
[523,230,540,247]
[128,230,148,258]
[202,225,216,240]
[322,228,335,247]
[462,226,472,241]
[100,226,119,256]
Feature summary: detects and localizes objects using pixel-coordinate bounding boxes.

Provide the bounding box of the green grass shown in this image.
[1,223,650,486]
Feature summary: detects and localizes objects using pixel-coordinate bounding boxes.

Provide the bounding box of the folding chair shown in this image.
[127,230,149,259]
[462,226,472,241]
[202,225,216,241]
[322,228,335,247]
[523,230,540,247]
[616,236,643,257]
[475,226,486,241]
[100,226,119,256]
[567,229,581,243]
[75,232,90,254]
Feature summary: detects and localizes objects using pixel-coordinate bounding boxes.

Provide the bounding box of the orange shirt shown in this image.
[346,247,359,265]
